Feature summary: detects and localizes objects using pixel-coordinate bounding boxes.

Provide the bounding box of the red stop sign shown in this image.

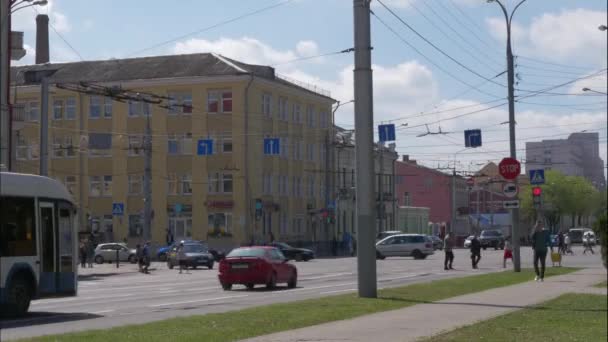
[499,157,521,180]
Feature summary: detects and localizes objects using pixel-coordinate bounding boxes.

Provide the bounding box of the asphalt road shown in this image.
[1,246,602,340]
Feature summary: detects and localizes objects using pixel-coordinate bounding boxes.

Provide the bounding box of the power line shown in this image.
[376,0,506,88]
[370,10,505,100]
[516,69,608,100]
[443,0,503,54]
[271,48,355,67]
[516,55,597,71]
[126,0,295,57]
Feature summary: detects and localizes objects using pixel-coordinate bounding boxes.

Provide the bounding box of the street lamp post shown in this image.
[582,87,608,96]
[488,0,527,272]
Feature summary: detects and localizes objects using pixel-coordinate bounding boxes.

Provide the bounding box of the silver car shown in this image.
[94,243,137,264]
[376,234,435,260]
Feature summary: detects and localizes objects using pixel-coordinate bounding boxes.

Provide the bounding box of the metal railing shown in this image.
[276,73,331,98]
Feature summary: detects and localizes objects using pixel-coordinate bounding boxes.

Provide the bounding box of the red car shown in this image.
[218,246,298,291]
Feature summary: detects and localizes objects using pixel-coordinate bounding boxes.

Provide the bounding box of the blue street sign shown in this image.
[112,203,124,216]
[263,138,280,155]
[327,201,336,210]
[529,169,545,185]
[464,129,482,148]
[378,124,396,142]
[174,203,182,214]
[197,139,214,155]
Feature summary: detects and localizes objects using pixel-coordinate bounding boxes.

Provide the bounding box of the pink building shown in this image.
[394,156,469,235]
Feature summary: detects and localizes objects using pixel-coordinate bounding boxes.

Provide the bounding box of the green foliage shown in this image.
[520,170,603,230]
[593,211,607,269]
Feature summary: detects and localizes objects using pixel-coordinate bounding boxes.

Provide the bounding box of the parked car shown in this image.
[428,235,443,250]
[463,235,474,248]
[94,243,137,264]
[376,230,402,241]
[375,234,434,260]
[166,243,215,270]
[268,242,314,261]
[218,246,297,291]
[568,228,593,244]
[479,230,505,250]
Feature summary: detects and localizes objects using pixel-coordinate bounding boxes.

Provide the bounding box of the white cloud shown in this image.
[51,11,70,33]
[486,9,608,66]
[10,0,71,33]
[295,40,319,57]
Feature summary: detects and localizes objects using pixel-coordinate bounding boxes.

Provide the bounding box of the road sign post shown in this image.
[529,169,545,185]
[263,138,280,155]
[499,157,521,180]
[378,124,395,142]
[112,203,124,216]
[502,182,518,198]
[197,139,214,155]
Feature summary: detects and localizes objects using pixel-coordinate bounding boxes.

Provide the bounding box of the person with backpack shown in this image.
[470,234,481,269]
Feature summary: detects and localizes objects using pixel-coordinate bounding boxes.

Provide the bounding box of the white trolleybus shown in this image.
[1,172,78,316]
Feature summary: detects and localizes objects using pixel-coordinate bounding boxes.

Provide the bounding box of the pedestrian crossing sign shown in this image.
[529,169,545,185]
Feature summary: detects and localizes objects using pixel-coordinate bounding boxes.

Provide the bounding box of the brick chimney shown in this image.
[35,14,49,64]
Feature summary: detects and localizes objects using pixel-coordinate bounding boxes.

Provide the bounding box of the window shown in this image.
[52,98,76,120]
[293,103,302,123]
[53,99,64,120]
[263,174,273,195]
[207,90,232,113]
[88,133,112,157]
[181,134,192,155]
[403,192,411,206]
[128,215,142,237]
[103,97,112,118]
[65,176,77,195]
[167,134,192,155]
[128,175,142,195]
[307,143,315,161]
[168,135,178,155]
[16,135,28,160]
[128,100,150,117]
[222,174,233,193]
[221,137,233,153]
[281,137,289,159]
[262,93,272,118]
[278,96,288,121]
[167,173,177,195]
[306,105,315,128]
[180,174,192,195]
[52,135,74,158]
[319,111,329,128]
[319,143,326,165]
[308,175,315,197]
[280,212,288,235]
[168,92,193,114]
[90,96,101,118]
[293,139,302,160]
[0,197,36,257]
[128,135,143,156]
[89,176,102,197]
[103,176,113,197]
[52,136,64,158]
[208,213,232,234]
[66,98,76,119]
[27,101,39,121]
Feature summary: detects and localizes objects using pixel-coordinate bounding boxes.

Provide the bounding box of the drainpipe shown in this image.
[244,74,254,243]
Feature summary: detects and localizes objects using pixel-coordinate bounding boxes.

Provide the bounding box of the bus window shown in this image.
[0,197,36,257]
[59,207,74,272]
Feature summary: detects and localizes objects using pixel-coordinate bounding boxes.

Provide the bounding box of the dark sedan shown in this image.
[167,243,215,269]
[269,242,315,261]
[479,230,505,250]
[428,235,443,250]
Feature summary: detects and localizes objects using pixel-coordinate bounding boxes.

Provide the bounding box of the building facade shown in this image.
[10,53,335,249]
[332,127,398,240]
[526,132,606,189]
[396,206,430,234]
[394,156,469,236]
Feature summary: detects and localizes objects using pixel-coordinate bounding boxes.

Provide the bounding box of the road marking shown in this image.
[32,293,133,305]
[148,294,249,308]
[300,272,353,281]
[91,309,114,314]
[320,288,356,294]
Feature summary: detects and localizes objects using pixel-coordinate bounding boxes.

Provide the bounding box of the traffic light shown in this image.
[532,187,542,208]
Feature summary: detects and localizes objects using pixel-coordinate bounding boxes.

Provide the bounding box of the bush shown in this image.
[593,212,607,269]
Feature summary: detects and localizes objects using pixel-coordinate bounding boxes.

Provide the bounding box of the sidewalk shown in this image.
[242,268,607,342]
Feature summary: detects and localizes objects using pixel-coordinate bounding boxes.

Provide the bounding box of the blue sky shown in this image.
[11,0,608,174]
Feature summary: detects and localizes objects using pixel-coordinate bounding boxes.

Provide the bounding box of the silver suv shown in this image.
[376,234,435,260]
[94,243,137,264]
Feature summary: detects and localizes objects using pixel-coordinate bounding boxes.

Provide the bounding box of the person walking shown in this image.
[470,234,481,269]
[142,242,151,274]
[79,241,87,268]
[443,232,455,270]
[531,221,551,282]
[86,238,95,268]
[557,231,565,255]
[503,237,513,268]
[177,242,189,274]
[135,244,143,273]
[583,232,595,255]
[564,234,573,255]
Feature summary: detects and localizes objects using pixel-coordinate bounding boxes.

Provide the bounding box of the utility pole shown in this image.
[39,77,48,176]
[489,0,526,272]
[143,97,152,241]
[353,0,376,298]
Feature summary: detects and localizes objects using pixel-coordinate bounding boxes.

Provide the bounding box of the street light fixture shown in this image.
[582,87,608,95]
[599,25,607,31]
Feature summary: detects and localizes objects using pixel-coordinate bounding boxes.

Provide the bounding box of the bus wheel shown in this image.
[7,276,31,316]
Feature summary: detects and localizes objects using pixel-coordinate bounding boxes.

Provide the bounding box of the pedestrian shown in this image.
[79,241,87,268]
[557,231,565,255]
[86,238,95,268]
[166,229,174,246]
[135,244,143,273]
[142,241,151,274]
[351,233,357,257]
[443,232,455,270]
[564,234,573,255]
[583,232,595,255]
[470,234,481,269]
[331,235,338,257]
[503,237,513,268]
[269,231,275,243]
[177,242,189,274]
[531,220,551,282]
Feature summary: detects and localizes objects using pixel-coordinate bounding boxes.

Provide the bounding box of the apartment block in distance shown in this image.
[10,53,335,249]
[526,132,606,189]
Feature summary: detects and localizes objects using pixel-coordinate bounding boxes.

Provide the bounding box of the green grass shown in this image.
[19,268,578,342]
[425,293,607,342]
[594,281,607,288]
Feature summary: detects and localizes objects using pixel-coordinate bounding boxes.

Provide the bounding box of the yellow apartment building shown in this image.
[10,53,335,249]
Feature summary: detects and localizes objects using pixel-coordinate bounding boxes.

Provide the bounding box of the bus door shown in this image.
[57,205,76,295]
[39,201,58,295]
